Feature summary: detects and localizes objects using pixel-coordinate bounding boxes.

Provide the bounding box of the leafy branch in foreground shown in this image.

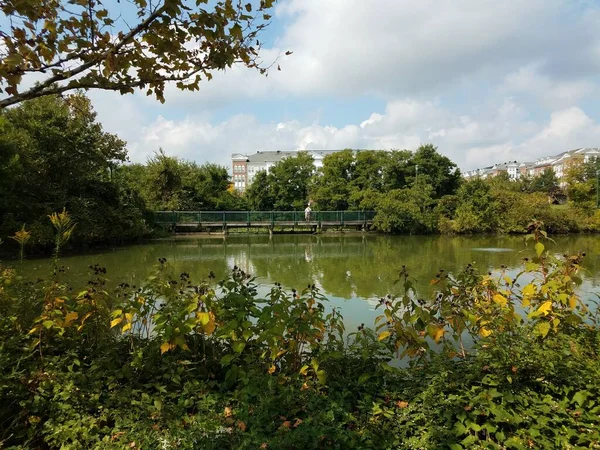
[0,0,279,108]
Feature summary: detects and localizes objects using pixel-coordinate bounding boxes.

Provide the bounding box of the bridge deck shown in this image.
[153,211,375,229]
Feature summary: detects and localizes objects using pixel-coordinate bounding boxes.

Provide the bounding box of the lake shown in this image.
[16,234,600,331]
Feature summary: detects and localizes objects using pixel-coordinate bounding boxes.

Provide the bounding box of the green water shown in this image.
[16,234,600,330]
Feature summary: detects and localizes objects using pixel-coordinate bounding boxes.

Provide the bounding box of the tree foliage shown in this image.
[245,152,314,211]
[0,93,149,249]
[0,0,277,108]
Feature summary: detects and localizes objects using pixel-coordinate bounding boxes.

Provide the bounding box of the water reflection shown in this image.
[17,234,600,329]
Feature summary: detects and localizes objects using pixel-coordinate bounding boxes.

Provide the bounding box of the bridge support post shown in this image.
[268,226,273,236]
[223,224,228,235]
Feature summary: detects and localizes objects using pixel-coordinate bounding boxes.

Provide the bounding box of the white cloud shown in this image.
[76,0,600,173]
[503,64,597,108]
[111,96,547,170]
[155,0,600,103]
[516,107,600,159]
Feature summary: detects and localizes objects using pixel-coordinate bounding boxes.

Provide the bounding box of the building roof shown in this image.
[234,149,367,165]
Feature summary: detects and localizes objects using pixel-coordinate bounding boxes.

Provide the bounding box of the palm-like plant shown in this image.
[9,224,31,263]
[49,209,76,259]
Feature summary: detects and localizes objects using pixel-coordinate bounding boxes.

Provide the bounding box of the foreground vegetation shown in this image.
[1,222,599,449]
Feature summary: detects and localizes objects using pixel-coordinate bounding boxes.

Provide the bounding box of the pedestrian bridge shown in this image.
[153,211,376,232]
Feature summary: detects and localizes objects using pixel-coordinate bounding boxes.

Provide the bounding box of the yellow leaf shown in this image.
[124,313,133,322]
[537,301,552,316]
[479,327,492,337]
[110,317,122,328]
[427,324,445,343]
[63,311,78,327]
[569,295,578,310]
[122,322,132,333]
[203,317,216,335]
[197,311,210,326]
[378,330,391,341]
[552,318,560,331]
[522,284,536,297]
[160,342,173,354]
[268,365,276,374]
[492,294,508,307]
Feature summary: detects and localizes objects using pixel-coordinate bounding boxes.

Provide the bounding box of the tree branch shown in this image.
[0,3,167,109]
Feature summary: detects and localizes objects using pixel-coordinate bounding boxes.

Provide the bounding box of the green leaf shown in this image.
[232,342,246,353]
[220,354,236,367]
[535,241,544,257]
[316,369,326,385]
[43,320,54,329]
[573,391,587,407]
[358,373,371,384]
[230,23,243,40]
[534,321,551,338]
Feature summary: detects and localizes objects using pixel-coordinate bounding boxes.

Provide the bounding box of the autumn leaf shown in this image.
[396,401,409,408]
[110,317,122,328]
[160,342,173,354]
[522,284,536,297]
[492,293,508,307]
[63,311,78,327]
[378,330,391,341]
[479,327,492,338]
[569,295,578,310]
[236,420,246,432]
[224,407,233,418]
[537,301,553,316]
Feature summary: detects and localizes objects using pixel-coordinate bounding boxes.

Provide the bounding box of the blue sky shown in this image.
[74,0,600,170]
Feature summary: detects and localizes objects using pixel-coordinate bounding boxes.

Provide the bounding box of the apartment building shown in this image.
[231,150,354,191]
[464,147,600,183]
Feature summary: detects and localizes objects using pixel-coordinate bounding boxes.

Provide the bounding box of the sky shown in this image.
[81,0,600,170]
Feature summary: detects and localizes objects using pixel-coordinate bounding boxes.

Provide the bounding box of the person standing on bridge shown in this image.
[305,204,312,222]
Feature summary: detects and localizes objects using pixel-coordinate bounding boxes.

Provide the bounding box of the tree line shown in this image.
[1,94,599,253]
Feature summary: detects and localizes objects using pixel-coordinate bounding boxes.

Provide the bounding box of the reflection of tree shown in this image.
[19,234,600,298]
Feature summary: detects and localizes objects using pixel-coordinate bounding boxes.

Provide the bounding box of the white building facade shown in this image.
[231,150,349,191]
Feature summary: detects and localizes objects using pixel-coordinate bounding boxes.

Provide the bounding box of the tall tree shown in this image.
[351,150,389,192]
[453,178,496,233]
[0,94,147,248]
[411,144,461,198]
[269,152,314,210]
[382,150,413,191]
[0,0,278,108]
[311,149,354,210]
[144,150,183,211]
[529,167,561,199]
[246,170,273,210]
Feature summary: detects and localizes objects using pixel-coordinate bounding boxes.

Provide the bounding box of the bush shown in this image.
[0,228,599,448]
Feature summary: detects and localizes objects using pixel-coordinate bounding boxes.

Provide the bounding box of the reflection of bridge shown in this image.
[153,211,376,233]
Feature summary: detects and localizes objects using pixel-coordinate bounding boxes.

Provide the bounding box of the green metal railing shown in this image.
[153,211,376,226]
